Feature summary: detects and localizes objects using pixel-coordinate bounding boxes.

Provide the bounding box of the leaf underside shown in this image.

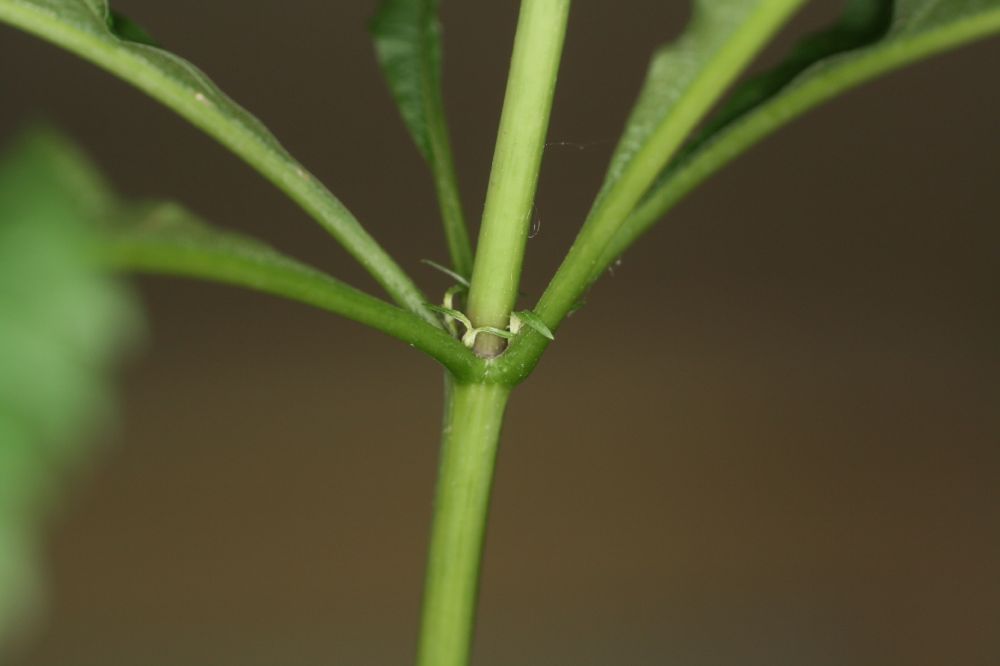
[0,0,435,322]
[0,0,294,168]
[598,0,1000,271]
[598,0,805,200]
[681,0,894,163]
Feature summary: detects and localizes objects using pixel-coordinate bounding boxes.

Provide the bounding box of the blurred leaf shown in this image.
[600,0,1000,270]
[371,0,473,276]
[0,129,137,651]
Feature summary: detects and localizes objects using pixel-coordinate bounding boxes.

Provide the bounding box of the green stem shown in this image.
[465,0,571,356]
[428,104,475,279]
[417,380,510,666]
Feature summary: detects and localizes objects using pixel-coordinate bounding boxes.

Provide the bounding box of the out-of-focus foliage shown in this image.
[0,128,137,652]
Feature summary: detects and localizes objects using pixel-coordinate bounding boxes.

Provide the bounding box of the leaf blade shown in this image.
[598,0,1000,273]
[371,0,473,276]
[526,0,804,356]
[104,202,478,377]
[421,258,470,287]
[371,0,444,162]
[596,0,806,203]
[512,310,554,340]
[0,0,435,324]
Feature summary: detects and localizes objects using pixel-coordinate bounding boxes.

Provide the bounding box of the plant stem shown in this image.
[428,106,475,279]
[465,0,571,356]
[417,380,510,666]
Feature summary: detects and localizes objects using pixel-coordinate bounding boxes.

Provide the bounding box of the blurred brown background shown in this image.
[2,1,999,664]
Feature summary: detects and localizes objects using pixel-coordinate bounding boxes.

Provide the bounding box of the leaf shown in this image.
[371,0,473,276]
[371,0,446,162]
[427,303,472,330]
[104,203,477,376]
[474,327,514,340]
[15,124,476,375]
[0,0,434,323]
[597,0,805,201]
[686,0,894,153]
[421,258,470,287]
[599,0,1000,271]
[529,0,804,343]
[107,9,157,46]
[512,310,554,340]
[0,128,137,649]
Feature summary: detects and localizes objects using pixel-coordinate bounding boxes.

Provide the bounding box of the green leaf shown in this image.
[421,258,470,288]
[511,310,554,340]
[427,303,472,330]
[371,0,474,277]
[597,0,806,204]
[679,0,893,157]
[598,0,1000,272]
[0,128,137,648]
[107,9,156,46]
[103,201,476,376]
[524,0,804,365]
[0,0,435,324]
[474,327,514,340]
[371,0,446,162]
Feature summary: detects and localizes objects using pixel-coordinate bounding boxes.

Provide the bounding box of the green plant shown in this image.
[1,0,998,664]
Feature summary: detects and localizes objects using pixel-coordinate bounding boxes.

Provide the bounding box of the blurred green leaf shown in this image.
[0,128,137,650]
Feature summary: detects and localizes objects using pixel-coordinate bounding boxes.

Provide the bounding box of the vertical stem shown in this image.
[465,0,571,355]
[417,380,511,666]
